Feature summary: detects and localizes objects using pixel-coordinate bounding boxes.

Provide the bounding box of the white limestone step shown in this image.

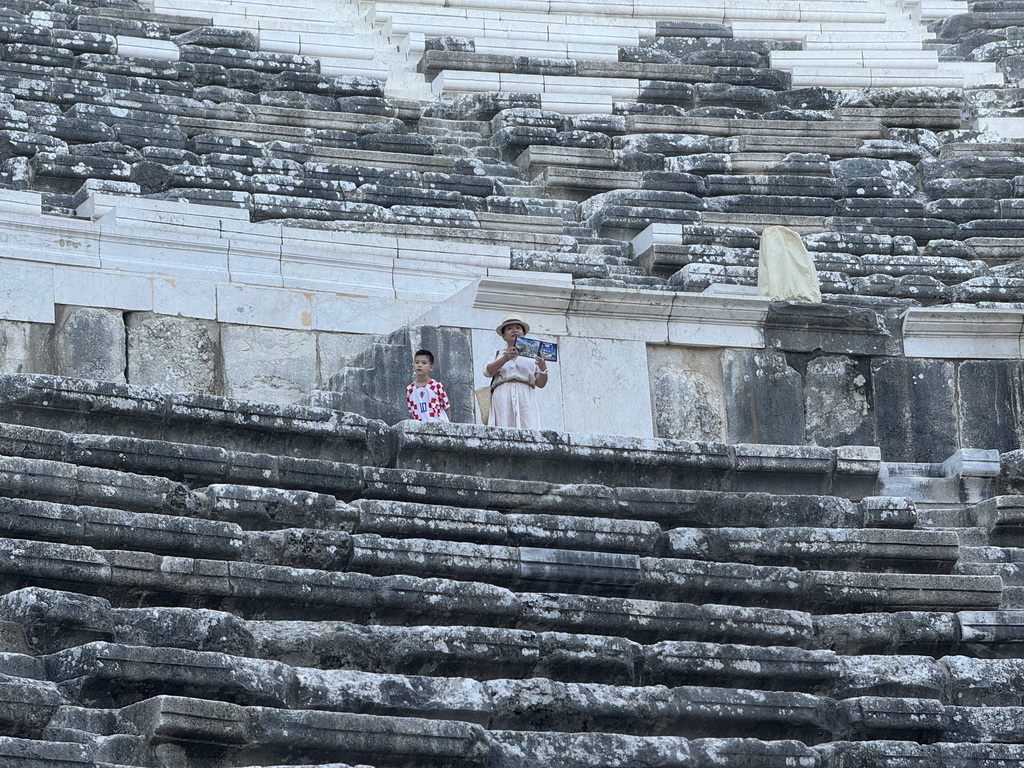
[722,6,887,23]
[257,30,376,59]
[912,0,969,21]
[319,58,390,79]
[731,20,896,39]
[772,50,940,68]
[976,118,1024,139]
[371,0,878,15]
[473,38,621,61]
[160,0,328,19]
[541,93,615,115]
[432,70,640,100]
[803,33,926,50]
[113,36,180,62]
[374,6,651,43]
[789,66,1003,88]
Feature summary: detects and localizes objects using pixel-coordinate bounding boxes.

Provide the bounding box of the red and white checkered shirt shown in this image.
[406,379,450,422]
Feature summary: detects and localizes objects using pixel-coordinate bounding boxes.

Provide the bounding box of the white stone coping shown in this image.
[903,307,1024,359]
[9,191,1024,358]
[941,449,1001,479]
[471,275,770,347]
[115,36,181,61]
[374,0,880,19]
[373,2,656,33]
[0,190,762,350]
[257,29,375,59]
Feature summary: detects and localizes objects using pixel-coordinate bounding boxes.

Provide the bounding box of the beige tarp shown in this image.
[756,225,822,303]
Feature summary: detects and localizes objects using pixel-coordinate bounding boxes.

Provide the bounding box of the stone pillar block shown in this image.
[723,349,804,445]
[126,313,219,394]
[958,360,1024,454]
[221,325,317,405]
[648,345,724,442]
[652,366,724,441]
[871,358,957,463]
[0,320,51,375]
[53,306,126,383]
[804,355,875,448]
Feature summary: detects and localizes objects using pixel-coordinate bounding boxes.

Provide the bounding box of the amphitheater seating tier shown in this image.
[0,373,1014,765]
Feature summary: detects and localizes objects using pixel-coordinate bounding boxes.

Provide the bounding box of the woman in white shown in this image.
[484,313,548,429]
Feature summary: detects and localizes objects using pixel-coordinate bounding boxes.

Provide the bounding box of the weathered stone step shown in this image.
[663,527,960,572]
[817,740,1024,766]
[0,374,388,465]
[361,467,913,527]
[0,483,934,585]
[33,637,1024,749]
[0,496,243,560]
[390,421,881,498]
[621,114,886,139]
[0,420,366,494]
[0,488,996,615]
[351,499,663,554]
[0,534,832,645]
[0,735,117,768]
[343,535,996,611]
[18,647,1024,753]
[0,453,205,516]
[122,695,489,766]
[0,428,909,533]
[5,584,1010,671]
[29,641,851,740]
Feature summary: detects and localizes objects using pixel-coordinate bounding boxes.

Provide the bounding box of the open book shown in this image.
[515,336,558,362]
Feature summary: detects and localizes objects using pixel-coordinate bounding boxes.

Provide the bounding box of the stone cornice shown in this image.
[903,306,1024,358]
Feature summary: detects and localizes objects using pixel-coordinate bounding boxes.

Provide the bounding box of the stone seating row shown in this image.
[27,634,1024,711]
[369,0,887,42]
[0,638,1013,743]
[372,0,994,95]
[0,523,999,642]
[5,718,1024,768]
[142,0,384,78]
[0,489,991,613]
[420,50,792,89]
[0,484,953,574]
[0,586,1012,685]
[14,695,1021,768]
[0,19,380,81]
[636,237,985,283]
[665,263,1024,304]
[0,373,881,495]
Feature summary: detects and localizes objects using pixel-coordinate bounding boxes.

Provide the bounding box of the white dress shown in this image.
[487,350,541,430]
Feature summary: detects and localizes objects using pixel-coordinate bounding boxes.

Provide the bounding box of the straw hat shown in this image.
[495,313,530,336]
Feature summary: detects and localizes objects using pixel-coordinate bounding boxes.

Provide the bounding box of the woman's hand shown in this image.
[534,355,549,388]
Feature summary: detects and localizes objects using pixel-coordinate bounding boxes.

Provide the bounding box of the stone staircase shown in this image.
[0,373,1016,765]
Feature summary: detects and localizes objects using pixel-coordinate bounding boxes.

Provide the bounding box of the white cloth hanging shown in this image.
[757,225,822,303]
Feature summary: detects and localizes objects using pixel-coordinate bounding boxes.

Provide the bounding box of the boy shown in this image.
[406,349,451,422]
